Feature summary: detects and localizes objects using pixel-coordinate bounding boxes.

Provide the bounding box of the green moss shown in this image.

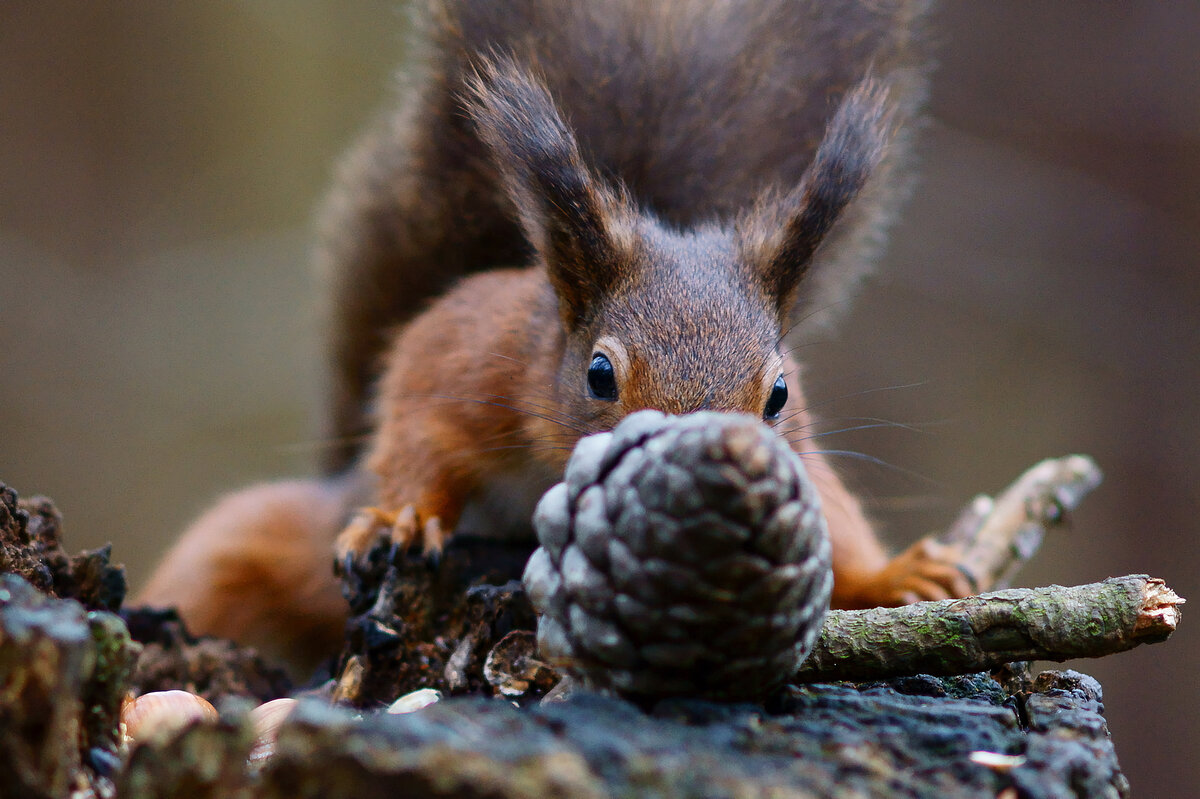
[83,609,142,754]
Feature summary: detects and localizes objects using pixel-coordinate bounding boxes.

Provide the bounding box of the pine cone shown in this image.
[522,410,833,701]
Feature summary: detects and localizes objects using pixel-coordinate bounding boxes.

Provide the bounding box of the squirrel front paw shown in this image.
[854,537,973,606]
[333,505,448,571]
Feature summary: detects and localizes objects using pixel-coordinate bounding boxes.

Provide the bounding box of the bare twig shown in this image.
[938,455,1104,593]
[794,574,1183,683]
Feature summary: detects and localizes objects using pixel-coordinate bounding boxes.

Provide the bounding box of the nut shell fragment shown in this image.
[386,688,442,714]
[121,689,218,744]
[247,697,298,763]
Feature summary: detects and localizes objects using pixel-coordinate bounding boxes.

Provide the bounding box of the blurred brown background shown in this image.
[2,2,1196,792]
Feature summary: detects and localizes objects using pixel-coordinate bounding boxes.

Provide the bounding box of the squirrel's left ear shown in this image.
[465,57,634,329]
[737,78,894,318]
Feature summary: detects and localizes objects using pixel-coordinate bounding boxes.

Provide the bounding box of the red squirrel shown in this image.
[139,0,970,672]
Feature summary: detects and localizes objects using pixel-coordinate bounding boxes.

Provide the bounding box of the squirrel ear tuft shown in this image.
[464,56,633,328]
[737,78,894,316]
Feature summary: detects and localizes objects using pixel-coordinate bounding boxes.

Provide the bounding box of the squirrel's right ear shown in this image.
[737,78,894,319]
[465,57,633,328]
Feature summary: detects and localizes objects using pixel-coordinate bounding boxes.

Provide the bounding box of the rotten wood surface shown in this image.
[110,670,1131,799]
[0,460,1178,799]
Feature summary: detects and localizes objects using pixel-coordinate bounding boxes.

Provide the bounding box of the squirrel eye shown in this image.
[763,374,788,419]
[587,353,618,401]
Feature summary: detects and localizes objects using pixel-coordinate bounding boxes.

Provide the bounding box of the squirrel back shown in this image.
[318,0,931,472]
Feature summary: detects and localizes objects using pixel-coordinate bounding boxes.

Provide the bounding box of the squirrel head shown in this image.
[466,57,892,433]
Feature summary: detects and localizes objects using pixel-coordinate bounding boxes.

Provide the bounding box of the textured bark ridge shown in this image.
[110,670,1129,799]
[0,572,139,799]
[331,535,542,707]
[122,608,293,706]
[0,482,126,612]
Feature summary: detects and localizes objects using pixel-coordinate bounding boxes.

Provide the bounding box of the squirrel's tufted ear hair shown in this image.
[737,78,894,318]
[464,56,634,328]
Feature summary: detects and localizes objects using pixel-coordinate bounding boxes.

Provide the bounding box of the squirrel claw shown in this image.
[420,515,446,558]
[389,505,419,551]
[334,504,447,569]
[333,507,395,567]
[388,505,446,561]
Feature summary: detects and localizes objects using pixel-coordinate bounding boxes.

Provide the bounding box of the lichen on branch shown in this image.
[795,574,1183,683]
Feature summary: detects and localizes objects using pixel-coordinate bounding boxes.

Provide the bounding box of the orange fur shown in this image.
[138,478,358,673]
[139,0,970,672]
